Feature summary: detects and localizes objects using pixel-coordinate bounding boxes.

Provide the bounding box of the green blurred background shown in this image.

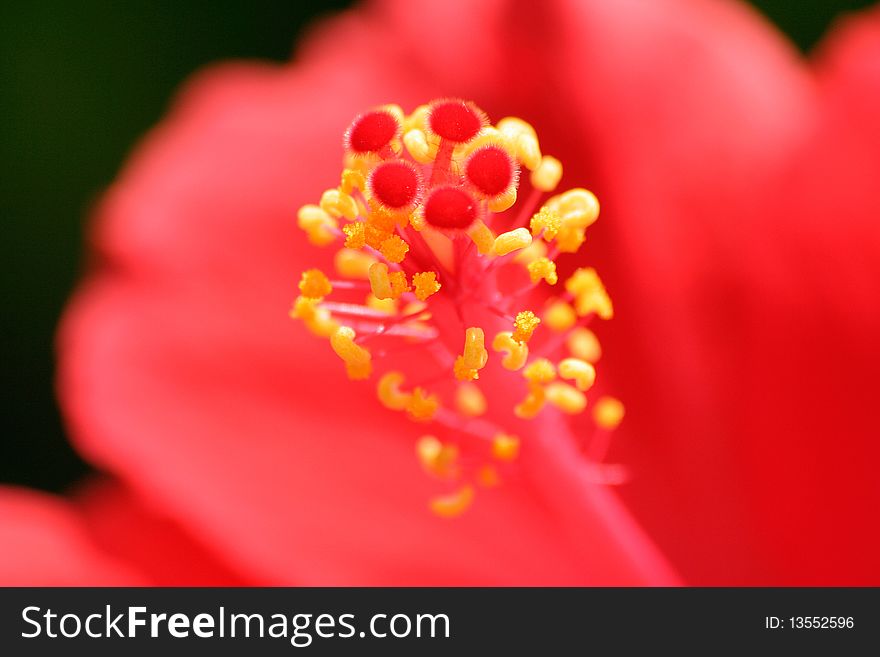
[0,0,873,493]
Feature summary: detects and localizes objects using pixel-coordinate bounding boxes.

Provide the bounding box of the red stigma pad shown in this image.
[370,161,420,209]
[346,110,399,153]
[424,187,477,230]
[428,100,485,143]
[466,146,516,197]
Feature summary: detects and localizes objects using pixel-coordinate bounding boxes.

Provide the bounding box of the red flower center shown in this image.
[294,100,622,516]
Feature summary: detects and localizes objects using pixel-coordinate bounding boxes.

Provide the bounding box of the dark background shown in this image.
[0,0,873,493]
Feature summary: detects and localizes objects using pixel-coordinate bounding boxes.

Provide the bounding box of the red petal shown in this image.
[77,480,252,586]
[0,486,144,585]
[593,5,880,583]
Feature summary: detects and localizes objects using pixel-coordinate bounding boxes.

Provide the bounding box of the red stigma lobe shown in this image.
[423,187,477,229]
[465,146,516,197]
[370,161,420,209]
[346,110,400,153]
[428,100,485,143]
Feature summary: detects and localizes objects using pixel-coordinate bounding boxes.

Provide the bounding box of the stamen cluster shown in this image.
[293,99,624,516]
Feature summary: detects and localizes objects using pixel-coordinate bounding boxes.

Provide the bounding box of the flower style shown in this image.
[2,0,880,586]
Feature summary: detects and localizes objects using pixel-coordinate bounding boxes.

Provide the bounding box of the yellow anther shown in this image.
[558,358,596,391]
[514,383,545,419]
[530,155,563,192]
[289,296,339,338]
[377,371,411,411]
[430,485,474,518]
[364,223,392,250]
[593,396,625,429]
[529,207,562,240]
[554,224,586,254]
[467,220,495,255]
[545,382,587,414]
[568,327,602,362]
[409,210,426,231]
[527,257,558,285]
[492,434,520,462]
[412,271,441,301]
[365,293,397,314]
[455,126,508,159]
[512,310,540,343]
[406,387,439,422]
[334,248,376,279]
[462,327,489,370]
[368,262,410,300]
[487,187,517,213]
[342,221,366,249]
[368,262,392,299]
[551,188,600,229]
[416,436,459,479]
[380,103,406,125]
[330,326,372,380]
[366,207,399,232]
[388,271,410,298]
[454,327,488,381]
[477,465,500,488]
[298,269,332,299]
[453,356,478,382]
[454,382,487,417]
[297,204,338,247]
[512,238,547,265]
[379,234,410,263]
[340,168,366,195]
[523,358,556,384]
[403,104,431,133]
[319,188,359,220]
[403,129,435,164]
[544,300,577,332]
[491,331,529,371]
[565,267,613,319]
[492,227,532,257]
[496,117,542,170]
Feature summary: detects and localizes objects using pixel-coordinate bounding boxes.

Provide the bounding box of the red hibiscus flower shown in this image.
[2,0,879,586]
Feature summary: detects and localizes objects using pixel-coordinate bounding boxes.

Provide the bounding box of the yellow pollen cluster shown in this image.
[379,234,409,263]
[512,311,541,343]
[565,267,614,319]
[297,205,337,246]
[527,257,558,285]
[593,396,625,429]
[298,269,332,299]
[378,372,440,421]
[412,271,441,301]
[290,99,622,518]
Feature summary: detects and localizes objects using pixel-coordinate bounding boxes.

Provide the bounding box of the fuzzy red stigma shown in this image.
[465,146,517,197]
[369,161,421,209]
[428,100,485,144]
[345,110,400,154]
[423,186,477,230]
